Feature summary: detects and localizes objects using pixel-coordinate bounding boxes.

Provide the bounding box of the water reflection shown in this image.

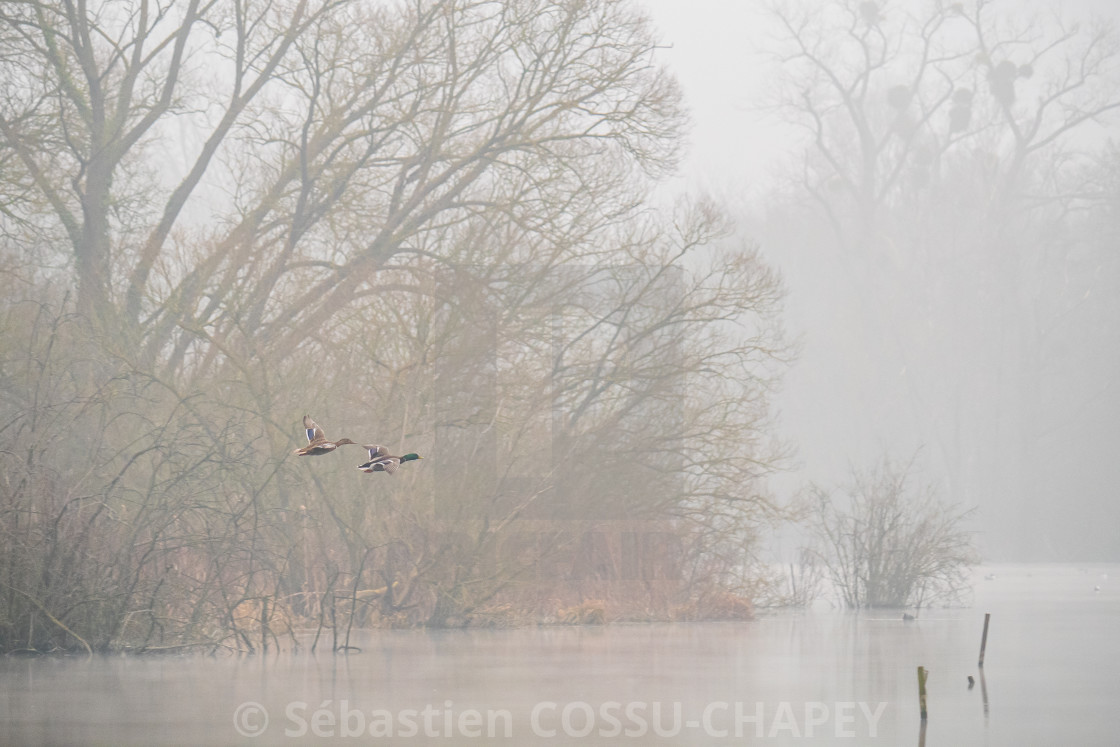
[979,666,989,720]
[0,564,1116,745]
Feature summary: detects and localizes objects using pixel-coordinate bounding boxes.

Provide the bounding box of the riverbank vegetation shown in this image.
[0,0,786,654]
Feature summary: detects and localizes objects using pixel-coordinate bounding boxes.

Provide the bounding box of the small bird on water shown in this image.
[968,675,975,689]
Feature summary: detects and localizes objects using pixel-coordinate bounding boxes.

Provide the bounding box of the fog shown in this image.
[3,2,1120,745]
[642,0,1120,562]
[1,0,1118,661]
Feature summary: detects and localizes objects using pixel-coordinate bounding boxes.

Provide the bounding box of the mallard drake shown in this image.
[294,415,357,456]
[357,444,423,474]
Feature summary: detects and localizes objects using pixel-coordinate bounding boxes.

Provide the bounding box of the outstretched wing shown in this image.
[357,445,391,470]
[303,414,326,444]
[362,444,390,461]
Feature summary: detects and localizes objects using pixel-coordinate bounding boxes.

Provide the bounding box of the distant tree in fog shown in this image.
[760,0,1120,559]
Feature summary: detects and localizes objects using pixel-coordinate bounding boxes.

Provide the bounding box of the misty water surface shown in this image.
[1,564,1116,745]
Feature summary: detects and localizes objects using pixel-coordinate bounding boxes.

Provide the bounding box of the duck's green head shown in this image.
[401,453,423,462]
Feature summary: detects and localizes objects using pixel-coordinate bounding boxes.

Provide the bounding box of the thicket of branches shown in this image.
[0,0,788,652]
[806,457,978,609]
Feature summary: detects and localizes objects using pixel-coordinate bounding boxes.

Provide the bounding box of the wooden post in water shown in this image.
[917,666,929,720]
[978,612,991,667]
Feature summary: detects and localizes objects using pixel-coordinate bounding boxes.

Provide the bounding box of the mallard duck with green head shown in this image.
[294,415,357,456]
[357,444,423,474]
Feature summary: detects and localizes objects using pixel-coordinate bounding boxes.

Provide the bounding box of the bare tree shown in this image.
[760,0,1120,558]
[1,0,683,363]
[329,199,791,626]
[806,455,978,609]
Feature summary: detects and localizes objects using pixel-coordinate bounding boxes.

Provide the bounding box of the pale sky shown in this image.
[639,1,785,195]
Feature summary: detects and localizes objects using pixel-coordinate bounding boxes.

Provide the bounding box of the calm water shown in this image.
[1,563,1117,745]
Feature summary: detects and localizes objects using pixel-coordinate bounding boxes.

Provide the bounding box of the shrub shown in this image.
[805,456,978,608]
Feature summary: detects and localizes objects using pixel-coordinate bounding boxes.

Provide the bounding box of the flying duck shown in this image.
[294,415,357,456]
[357,444,423,474]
